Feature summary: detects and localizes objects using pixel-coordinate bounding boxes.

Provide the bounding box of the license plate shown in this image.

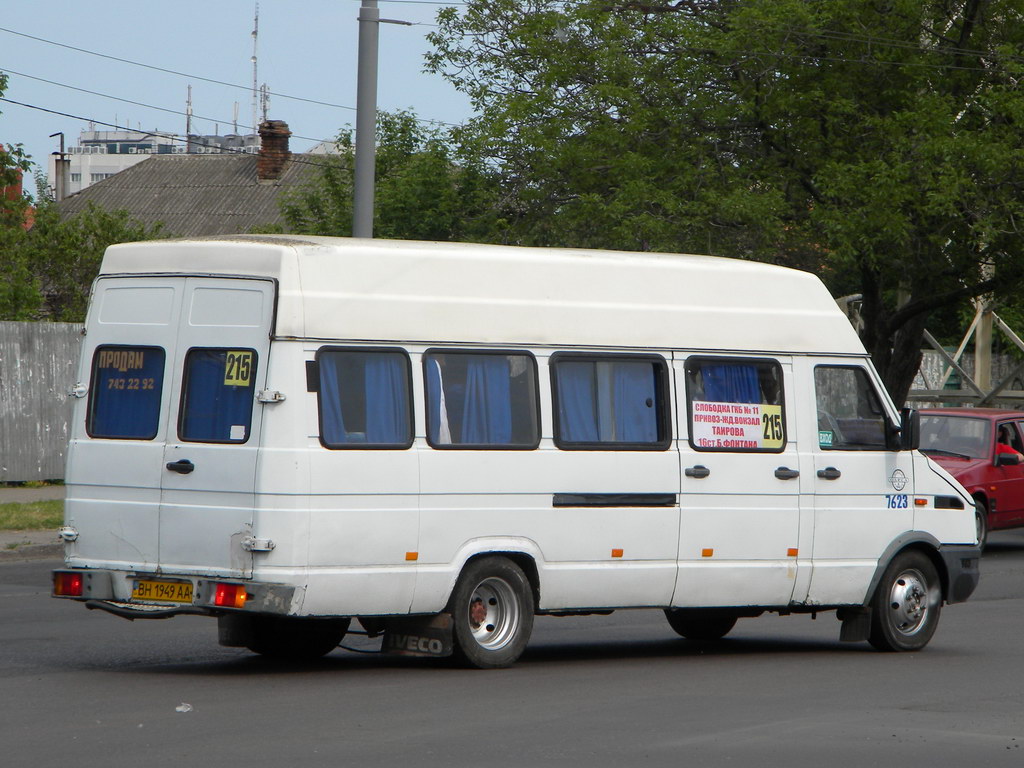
[131,579,194,604]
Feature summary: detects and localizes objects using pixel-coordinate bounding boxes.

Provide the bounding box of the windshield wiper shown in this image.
[920,448,972,460]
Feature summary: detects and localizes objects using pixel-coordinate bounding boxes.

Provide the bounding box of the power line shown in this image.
[0,96,342,170]
[0,65,329,144]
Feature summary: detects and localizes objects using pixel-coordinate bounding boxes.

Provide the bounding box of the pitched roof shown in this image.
[56,153,320,236]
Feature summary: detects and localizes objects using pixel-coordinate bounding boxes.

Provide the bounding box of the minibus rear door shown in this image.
[158,277,276,578]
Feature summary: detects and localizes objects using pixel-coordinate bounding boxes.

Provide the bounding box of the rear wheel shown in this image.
[448,556,534,669]
[245,616,350,660]
[664,609,738,641]
[867,550,942,652]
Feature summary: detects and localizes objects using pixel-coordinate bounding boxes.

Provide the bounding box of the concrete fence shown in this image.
[0,321,83,482]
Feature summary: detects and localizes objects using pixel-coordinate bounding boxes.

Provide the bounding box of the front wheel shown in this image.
[974,498,989,549]
[868,550,942,652]
[448,556,535,669]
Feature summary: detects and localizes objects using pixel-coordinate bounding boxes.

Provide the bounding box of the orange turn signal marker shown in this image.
[701,548,714,558]
[915,498,928,507]
[611,548,623,558]
[787,548,799,558]
[405,552,418,561]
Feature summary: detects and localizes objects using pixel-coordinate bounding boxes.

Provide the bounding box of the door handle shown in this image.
[685,465,711,479]
[817,467,842,480]
[166,459,195,475]
[774,467,800,480]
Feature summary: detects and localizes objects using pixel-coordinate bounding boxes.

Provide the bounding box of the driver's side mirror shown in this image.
[898,407,920,451]
[996,452,1021,466]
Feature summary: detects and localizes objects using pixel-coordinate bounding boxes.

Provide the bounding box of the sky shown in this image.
[0,0,473,186]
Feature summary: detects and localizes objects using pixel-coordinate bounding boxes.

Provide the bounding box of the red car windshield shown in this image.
[919,415,991,460]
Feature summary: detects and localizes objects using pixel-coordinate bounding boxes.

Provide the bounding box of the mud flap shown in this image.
[838,606,872,642]
[381,614,453,658]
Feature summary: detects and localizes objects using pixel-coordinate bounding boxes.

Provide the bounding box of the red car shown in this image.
[919,407,1024,545]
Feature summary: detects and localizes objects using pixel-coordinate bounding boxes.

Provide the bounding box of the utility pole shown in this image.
[352,0,412,239]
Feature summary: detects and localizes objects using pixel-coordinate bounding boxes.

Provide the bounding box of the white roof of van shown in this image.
[99,235,865,355]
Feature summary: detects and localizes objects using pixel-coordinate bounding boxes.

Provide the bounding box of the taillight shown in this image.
[53,571,84,597]
[214,583,248,608]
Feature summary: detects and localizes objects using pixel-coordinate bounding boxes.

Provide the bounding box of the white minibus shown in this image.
[52,235,980,667]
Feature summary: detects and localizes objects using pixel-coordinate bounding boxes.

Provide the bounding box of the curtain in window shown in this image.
[318,354,347,444]
[461,356,512,444]
[613,362,657,442]
[181,350,254,441]
[365,355,408,444]
[703,364,761,404]
[425,357,453,444]
[557,362,599,442]
[90,348,165,439]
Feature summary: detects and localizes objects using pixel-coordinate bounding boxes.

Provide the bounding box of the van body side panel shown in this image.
[412,350,681,613]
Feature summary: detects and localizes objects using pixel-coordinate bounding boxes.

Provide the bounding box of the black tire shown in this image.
[448,556,535,669]
[245,616,350,660]
[664,609,738,641]
[867,550,942,652]
[974,498,989,549]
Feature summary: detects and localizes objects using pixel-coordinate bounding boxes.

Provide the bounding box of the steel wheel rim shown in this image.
[467,576,520,651]
[887,568,935,637]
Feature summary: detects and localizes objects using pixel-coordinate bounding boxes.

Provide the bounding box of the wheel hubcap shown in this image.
[467,576,520,651]
[887,568,935,637]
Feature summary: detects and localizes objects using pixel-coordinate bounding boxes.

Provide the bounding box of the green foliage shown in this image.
[0,201,165,322]
[427,0,1024,403]
[279,110,504,242]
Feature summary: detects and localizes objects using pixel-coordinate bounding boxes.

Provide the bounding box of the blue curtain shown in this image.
[703,364,761,403]
[462,357,512,444]
[90,347,165,439]
[614,362,657,442]
[557,362,599,442]
[365,355,408,444]
[180,350,255,442]
[318,354,347,445]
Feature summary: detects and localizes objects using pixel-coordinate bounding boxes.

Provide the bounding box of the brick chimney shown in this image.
[257,120,291,181]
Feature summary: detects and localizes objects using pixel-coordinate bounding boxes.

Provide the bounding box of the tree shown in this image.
[428,0,1024,404]
[279,110,504,242]
[0,201,165,322]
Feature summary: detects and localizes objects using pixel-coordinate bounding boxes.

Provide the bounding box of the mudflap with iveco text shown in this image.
[380,614,453,658]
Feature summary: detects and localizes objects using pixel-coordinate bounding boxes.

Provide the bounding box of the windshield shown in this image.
[919,415,991,459]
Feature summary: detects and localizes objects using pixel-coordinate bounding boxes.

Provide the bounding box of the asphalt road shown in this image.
[3,534,1024,768]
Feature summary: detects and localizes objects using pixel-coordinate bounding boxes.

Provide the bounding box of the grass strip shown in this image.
[0,500,64,531]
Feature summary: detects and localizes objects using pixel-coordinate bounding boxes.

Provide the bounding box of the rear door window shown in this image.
[87,345,166,439]
[178,348,258,443]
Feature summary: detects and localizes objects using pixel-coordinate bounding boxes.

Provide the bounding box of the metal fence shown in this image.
[0,321,83,482]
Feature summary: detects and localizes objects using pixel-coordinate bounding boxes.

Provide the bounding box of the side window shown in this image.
[316,348,413,449]
[87,346,166,440]
[424,350,539,449]
[179,348,257,443]
[551,354,670,450]
[686,357,786,452]
[814,366,887,450]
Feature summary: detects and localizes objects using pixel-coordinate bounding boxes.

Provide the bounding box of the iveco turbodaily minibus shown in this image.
[52,235,980,667]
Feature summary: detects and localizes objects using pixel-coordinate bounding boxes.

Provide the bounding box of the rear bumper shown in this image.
[939,545,981,603]
[52,568,301,618]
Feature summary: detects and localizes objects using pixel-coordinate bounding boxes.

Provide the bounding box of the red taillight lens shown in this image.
[53,571,84,597]
[214,583,248,608]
